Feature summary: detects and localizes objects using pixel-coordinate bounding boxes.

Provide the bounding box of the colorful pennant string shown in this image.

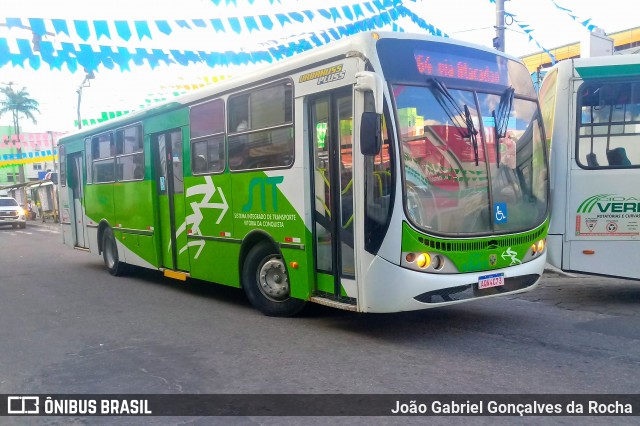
[488,0,555,64]
[0,151,58,169]
[2,0,406,43]
[0,132,63,169]
[549,0,598,32]
[0,0,440,72]
[504,12,556,64]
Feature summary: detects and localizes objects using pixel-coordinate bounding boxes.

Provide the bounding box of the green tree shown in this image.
[0,85,41,209]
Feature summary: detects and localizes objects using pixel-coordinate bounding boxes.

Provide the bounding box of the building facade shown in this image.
[0,126,63,186]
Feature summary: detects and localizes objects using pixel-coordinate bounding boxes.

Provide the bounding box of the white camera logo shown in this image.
[7,396,40,414]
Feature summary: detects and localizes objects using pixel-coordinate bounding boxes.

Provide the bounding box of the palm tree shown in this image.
[0,85,40,209]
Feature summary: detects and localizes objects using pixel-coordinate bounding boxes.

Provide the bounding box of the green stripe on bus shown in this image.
[575,64,640,79]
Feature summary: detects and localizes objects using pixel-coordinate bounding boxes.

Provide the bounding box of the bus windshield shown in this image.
[377,39,547,235]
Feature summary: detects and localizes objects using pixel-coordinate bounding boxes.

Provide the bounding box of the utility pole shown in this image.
[76,70,95,129]
[493,0,506,52]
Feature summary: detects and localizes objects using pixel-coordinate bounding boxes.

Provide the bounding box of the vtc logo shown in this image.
[242,176,284,212]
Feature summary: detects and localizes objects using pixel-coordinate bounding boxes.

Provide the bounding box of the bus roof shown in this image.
[549,53,640,80]
[59,31,522,143]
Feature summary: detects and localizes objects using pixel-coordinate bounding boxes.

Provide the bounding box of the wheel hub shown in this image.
[257,257,289,302]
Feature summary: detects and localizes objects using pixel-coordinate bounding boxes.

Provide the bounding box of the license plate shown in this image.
[478,273,505,290]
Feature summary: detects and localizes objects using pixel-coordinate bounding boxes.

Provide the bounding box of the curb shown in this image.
[25,220,61,231]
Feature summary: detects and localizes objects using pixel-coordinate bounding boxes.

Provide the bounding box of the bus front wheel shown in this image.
[102,227,128,276]
[242,241,305,317]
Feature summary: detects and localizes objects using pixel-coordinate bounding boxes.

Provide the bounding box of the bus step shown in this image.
[162,269,189,281]
[309,296,357,312]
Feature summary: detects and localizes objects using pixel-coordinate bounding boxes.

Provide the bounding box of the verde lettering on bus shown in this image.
[577,194,640,213]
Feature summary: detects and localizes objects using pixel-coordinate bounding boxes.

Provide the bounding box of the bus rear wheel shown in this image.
[102,227,128,276]
[242,241,305,317]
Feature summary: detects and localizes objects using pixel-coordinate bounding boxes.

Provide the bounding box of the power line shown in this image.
[449,26,494,34]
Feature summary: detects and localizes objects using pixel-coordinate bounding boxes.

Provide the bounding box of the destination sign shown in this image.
[413,49,506,85]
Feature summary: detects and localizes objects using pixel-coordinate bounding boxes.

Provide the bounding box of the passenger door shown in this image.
[309,89,356,299]
[68,152,88,248]
[152,129,189,271]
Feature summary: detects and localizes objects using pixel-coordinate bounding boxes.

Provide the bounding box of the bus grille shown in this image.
[416,228,546,252]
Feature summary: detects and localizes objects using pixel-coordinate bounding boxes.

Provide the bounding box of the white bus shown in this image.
[540,54,640,280]
[58,32,549,316]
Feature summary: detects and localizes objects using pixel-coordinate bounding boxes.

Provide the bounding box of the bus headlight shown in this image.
[416,253,431,269]
[402,252,454,273]
[529,239,546,257]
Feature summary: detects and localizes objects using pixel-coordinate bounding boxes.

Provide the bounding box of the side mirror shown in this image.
[360,112,382,156]
[355,71,384,114]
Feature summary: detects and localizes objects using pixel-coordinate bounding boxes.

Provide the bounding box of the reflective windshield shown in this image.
[0,198,19,207]
[396,83,548,235]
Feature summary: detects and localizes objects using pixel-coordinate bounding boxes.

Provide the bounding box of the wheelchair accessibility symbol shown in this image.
[494,203,508,224]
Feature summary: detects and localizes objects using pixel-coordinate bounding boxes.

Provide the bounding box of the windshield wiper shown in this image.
[429,78,480,165]
[429,79,468,140]
[492,87,515,167]
[464,104,479,166]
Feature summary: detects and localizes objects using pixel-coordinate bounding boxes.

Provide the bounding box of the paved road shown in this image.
[513,269,640,318]
[1,222,639,425]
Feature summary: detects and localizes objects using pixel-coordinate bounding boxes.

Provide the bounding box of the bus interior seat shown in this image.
[194,154,207,172]
[376,171,392,196]
[586,153,599,167]
[606,147,631,166]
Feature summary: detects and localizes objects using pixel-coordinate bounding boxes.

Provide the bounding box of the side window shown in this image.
[228,81,294,171]
[364,93,394,254]
[84,137,92,184]
[91,132,115,183]
[59,144,66,187]
[538,68,557,155]
[115,124,144,181]
[577,80,640,168]
[190,99,225,174]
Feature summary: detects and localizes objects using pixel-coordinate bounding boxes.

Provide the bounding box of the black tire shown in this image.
[102,227,128,276]
[242,241,306,317]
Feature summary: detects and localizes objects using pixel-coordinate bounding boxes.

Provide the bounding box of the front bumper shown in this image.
[360,253,547,313]
[0,215,26,226]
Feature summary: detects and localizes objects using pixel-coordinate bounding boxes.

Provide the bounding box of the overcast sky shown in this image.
[0,0,637,133]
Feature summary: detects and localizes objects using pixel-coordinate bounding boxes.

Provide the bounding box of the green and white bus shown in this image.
[58,32,549,316]
[540,54,640,280]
